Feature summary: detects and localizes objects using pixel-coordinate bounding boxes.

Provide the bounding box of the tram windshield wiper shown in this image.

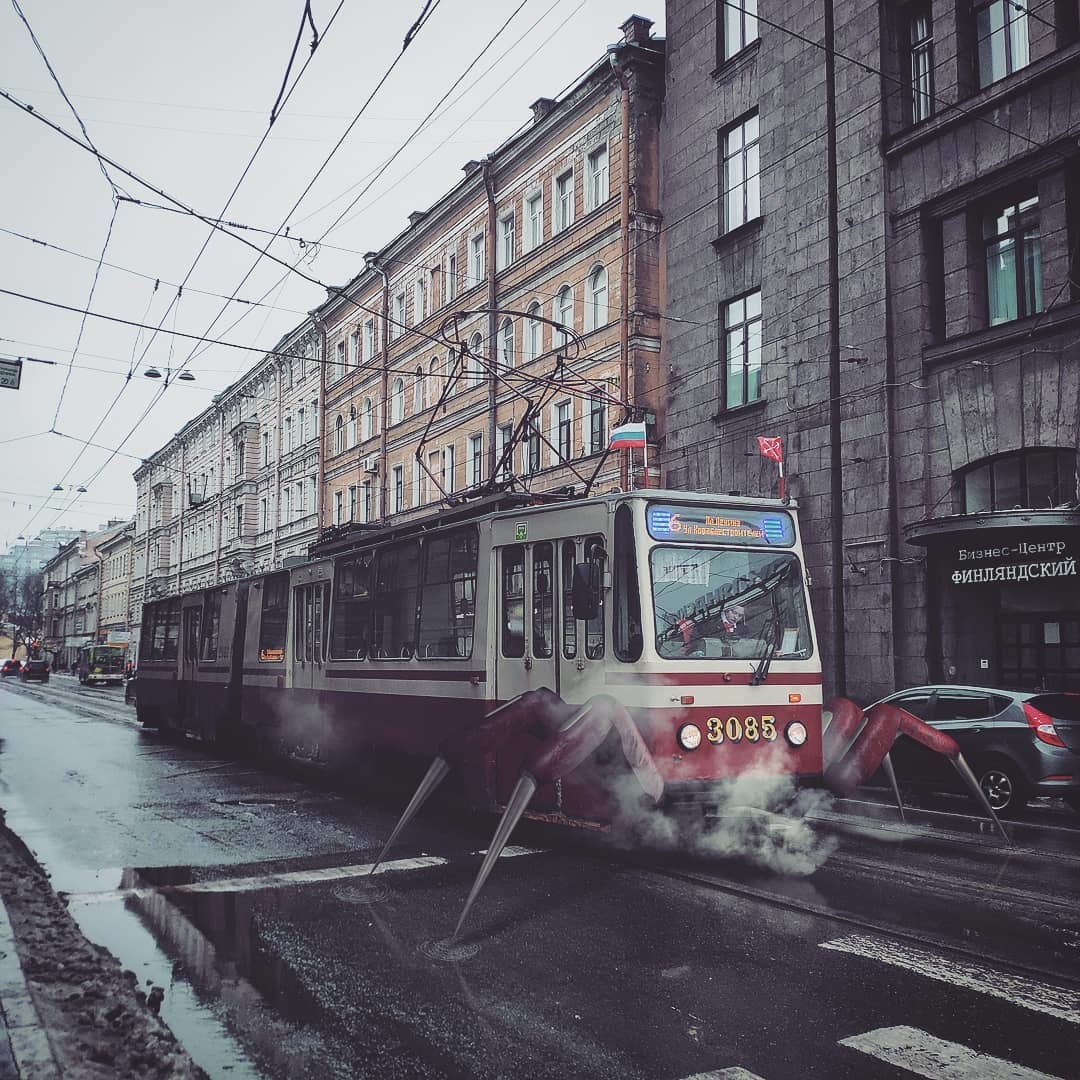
[750,592,781,686]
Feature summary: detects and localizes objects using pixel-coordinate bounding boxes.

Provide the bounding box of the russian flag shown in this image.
[608,420,647,449]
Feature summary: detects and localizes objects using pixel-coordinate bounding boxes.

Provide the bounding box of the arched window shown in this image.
[348,405,358,448]
[429,357,440,404]
[555,285,573,344]
[499,318,514,369]
[468,332,484,386]
[525,300,542,362]
[361,397,373,441]
[391,378,405,424]
[334,415,345,455]
[414,365,425,412]
[585,265,608,331]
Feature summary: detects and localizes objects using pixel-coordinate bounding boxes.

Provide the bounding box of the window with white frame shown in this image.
[556,401,572,462]
[525,300,542,361]
[443,444,456,494]
[589,395,606,454]
[721,112,760,233]
[391,378,405,424]
[448,252,458,300]
[298,479,306,515]
[393,292,406,337]
[555,285,573,342]
[284,416,292,453]
[524,421,541,475]
[261,431,269,466]
[468,332,484,386]
[414,365,425,412]
[363,318,375,361]
[429,357,440,404]
[585,265,608,331]
[467,433,483,487]
[412,460,421,507]
[586,145,609,210]
[350,329,360,368]
[414,279,425,324]
[722,290,763,409]
[348,485,357,522]
[348,405,358,448]
[334,490,344,525]
[335,340,346,380]
[497,423,514,480]
[297,406,306,443]
[720,0,758,61]
[499,318,514,369]
[334,416,345,455]
[469,234,484,287]
[260,497,268,532]
[525,192,543,251]
[392,464,404,513]
[554,169,574,232]
[498,213,515,270]
[361,480,371,522]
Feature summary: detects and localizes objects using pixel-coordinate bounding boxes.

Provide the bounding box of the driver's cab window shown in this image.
[613,504,642,662]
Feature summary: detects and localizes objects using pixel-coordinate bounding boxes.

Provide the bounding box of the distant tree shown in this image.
[7,572,44,659]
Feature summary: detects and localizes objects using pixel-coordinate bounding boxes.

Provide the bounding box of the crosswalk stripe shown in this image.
[819,934,1080,1026]
[839,1026,1066,1080]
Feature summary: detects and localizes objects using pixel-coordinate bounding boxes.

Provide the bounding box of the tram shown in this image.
[77,643,128,686]
[136,489,823,827]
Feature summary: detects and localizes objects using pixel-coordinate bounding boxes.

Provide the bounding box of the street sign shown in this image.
[0,358,22,390]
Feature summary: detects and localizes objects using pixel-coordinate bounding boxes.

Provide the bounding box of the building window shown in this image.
[261,431,269,466]
[334,490,343,525]
[348,485,357,522]
[976,0,1029,88]
[413,280,425,324]
[961,449,1077,513]
[524,422,541,475]
[361,480,372,522]
[348,405,358,448]
[499,318,514,369]
[469,234,484,287]
[414,365,425,412]
[391,378,405,424]
[556,401,572,462]
[392,465,404,513]
[525,192,543,251]
[554,169,574,232]
[334,416,345,455]
[260,497,268,532]
[284,416,292,452]
[721,112,760,233]
[497,423,514,481]
[468,332,484,386]
[283,487,292,521]
[498,213,515,270]
[393,292,406,338]
[467,433,484,487]
[585,265,608,331]
[350,329,360,368]
[589,395,606,454]
[906,4,934,123]
[448,252,458,300]
[722,290,763,409]
[719,0,758,61]
[555,285,573,343]
[335,340,346,381]
[985,194,1042,326]
[443,444,456,494]
[585,145,609,211]
[525,301,543,361]
[363,318,375,361]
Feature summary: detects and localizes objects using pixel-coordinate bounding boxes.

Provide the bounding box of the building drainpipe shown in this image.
[824,0,847,697]
[315,320,328,531]
[272,359,283,566]
[482,158,498,481]
[364,257,391,521]
[176,440,186,596]
[214,407,225,584]
[142,463,154,609]
[609,49,632,491]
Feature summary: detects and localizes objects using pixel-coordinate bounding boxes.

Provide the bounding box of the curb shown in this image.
[0,898,59,1079]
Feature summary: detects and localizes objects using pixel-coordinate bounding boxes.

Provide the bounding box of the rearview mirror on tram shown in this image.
[572,562,601,620]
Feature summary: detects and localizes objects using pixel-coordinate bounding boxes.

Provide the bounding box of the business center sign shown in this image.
[949,533,1077,585]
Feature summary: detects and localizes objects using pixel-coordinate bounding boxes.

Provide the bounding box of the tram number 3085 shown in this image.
[705,715,777,744]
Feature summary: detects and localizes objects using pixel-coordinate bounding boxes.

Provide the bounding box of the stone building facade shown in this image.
[661,0,1080,700]
[316,16,665,534]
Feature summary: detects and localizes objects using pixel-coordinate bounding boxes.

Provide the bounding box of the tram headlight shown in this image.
[785,721,808,747]
[676,723,702,751]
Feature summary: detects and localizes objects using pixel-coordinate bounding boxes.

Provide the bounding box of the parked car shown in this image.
[18,659,50,683]
[1,659,21,678]
[872,685,1080,816]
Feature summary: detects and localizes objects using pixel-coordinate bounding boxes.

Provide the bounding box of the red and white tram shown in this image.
[136,489,823,827]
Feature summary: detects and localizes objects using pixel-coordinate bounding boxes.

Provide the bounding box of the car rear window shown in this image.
[1028,693,1080,722]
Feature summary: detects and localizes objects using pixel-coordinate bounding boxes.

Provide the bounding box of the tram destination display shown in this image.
[646,504,795,546]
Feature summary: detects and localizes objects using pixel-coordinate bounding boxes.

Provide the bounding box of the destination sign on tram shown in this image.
[646,504,795,546]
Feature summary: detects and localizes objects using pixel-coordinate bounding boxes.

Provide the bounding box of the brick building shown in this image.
[316,16,665,534]
[661,0,1080,699]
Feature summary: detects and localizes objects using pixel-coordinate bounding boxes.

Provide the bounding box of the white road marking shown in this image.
[839,1026,1066,1080]
[820,934,1080,1026]
[67,845,543,905]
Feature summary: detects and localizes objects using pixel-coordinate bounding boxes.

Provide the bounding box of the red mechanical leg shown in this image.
[821,697,866,770]
[824,702,903,797]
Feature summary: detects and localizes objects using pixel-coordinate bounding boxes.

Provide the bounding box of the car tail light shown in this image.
[1023,703,1066,748]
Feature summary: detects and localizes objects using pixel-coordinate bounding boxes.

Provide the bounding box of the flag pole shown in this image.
[778,458,785,500]
[642,434,649,489]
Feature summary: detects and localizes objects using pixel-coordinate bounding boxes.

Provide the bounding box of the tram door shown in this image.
[292,582,329,690]
[179,602,201,733]
[496,541,560,702]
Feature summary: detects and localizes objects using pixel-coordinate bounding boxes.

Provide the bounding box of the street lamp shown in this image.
[143,366,195,383]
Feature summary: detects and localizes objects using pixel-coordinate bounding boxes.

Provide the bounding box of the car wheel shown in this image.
[977,761,1027,816]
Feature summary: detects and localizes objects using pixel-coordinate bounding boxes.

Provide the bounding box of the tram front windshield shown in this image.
[651,548,812,660]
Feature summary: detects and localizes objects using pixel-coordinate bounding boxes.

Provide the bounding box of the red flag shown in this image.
[756,436,783,463]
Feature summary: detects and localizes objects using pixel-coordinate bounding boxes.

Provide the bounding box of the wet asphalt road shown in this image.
[1,676,1078,1080]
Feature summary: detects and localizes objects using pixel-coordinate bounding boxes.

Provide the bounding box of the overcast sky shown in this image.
[0,0,663,550]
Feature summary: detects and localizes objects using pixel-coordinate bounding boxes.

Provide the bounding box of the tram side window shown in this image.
[259,573,289,662]
[584,536,605,659]
[148,600,180,661]
[372,541,420,658]
[418,528,478,659]
[613,505,643,662]
[331,554,373,660]
[562,540,577,659]
[533,542,554,659]
[502,545,525,658]
[200,592,222,661]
